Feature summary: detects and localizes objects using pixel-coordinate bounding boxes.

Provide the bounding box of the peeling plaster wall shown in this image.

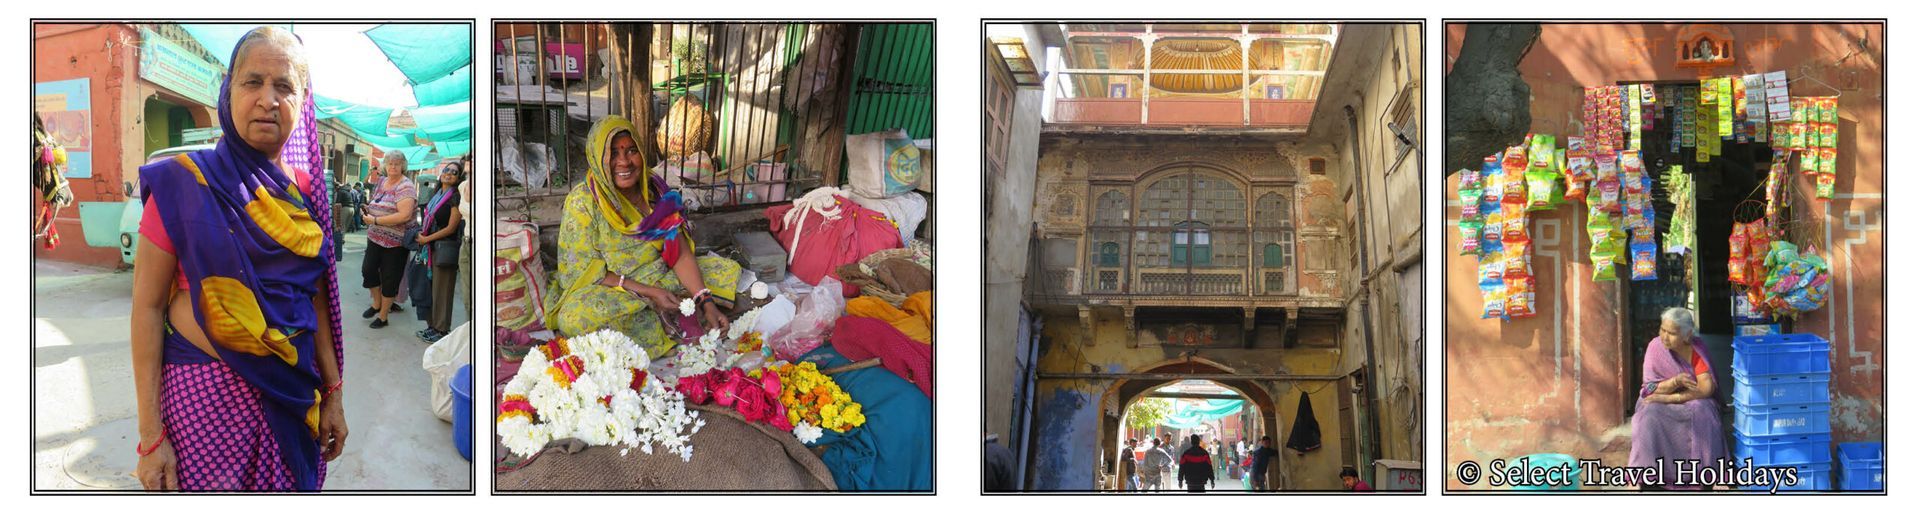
[984,85,1047,442]
[1443,23,1884,489]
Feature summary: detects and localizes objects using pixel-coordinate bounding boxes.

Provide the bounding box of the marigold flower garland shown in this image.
[771,361,866,433]
[498,329,704,460]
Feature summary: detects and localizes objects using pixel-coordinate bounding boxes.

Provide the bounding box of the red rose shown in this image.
[735,384,771,423]
[759,369,782,396]
[677,374,712,405]
[769,402,794,431]
[712,371,744,407]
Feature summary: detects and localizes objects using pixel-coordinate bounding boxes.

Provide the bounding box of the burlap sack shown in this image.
[496,404,836,491]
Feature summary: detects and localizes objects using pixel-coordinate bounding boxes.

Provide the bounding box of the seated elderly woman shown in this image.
[1628,307,1727,490]
[543,116,738,358]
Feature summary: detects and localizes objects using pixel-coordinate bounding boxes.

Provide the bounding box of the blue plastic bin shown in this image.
[1508,453,1582,491]
[1734,432,1832,466]
[1836,442,1884,491]
[1731,370,1831,406]
[1731,333,1832,376]
[451,364,473,462]
[1733,401,1832,437]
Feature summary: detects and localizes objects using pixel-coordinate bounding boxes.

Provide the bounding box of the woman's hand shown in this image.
[362,214,376,226]
[700,302,731,333]
[414,233,431,246]
[637,286,681,316]
[136,438,179,491]
[319,394,349,461]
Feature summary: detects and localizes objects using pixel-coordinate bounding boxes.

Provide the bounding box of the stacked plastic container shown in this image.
[1729,333,1832,491]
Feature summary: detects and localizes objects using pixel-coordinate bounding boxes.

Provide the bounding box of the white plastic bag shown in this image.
[850,191,928,243]
[422,322,473,422]
[767,276,845,361]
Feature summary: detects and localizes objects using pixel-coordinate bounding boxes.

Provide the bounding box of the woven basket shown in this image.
[658,95,714,158]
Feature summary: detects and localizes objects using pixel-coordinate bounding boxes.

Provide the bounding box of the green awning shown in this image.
[314,95,397,137]
[410,101,471,141]
[411,64,472,107]
[363,24,473,85]
[1161,399,1245,429]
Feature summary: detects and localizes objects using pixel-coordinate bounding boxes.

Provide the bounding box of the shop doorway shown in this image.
[1096,359,1277,491]
[1617,80,1785,415]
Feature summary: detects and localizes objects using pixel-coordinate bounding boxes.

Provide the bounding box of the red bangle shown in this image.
[137,433,167,457]
[327,379,344,395]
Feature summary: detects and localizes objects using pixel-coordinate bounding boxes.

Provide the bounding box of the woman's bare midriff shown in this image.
[166,292,222,360]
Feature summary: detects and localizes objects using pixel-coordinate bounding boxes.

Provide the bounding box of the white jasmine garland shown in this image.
[497,329,700,460]
[750,281,768,300]
[679,298,696,316]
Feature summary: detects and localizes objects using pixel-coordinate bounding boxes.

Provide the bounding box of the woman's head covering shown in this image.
[137,25,342,490]
[584,115,693,266]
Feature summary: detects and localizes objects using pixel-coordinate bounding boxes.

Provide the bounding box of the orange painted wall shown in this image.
[1443,23,1884,489]
[34,24,138,268]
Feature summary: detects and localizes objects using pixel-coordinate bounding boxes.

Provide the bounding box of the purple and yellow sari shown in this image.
[138,34,345,491]
[1628,336,1726,490]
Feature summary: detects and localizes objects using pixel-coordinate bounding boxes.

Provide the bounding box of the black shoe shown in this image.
[390,304,405,313]
[362,307,378,319]
[420,330,444,343]
[370,318,389,329]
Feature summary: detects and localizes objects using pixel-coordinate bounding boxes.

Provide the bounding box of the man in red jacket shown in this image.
[1177,435,1216,492]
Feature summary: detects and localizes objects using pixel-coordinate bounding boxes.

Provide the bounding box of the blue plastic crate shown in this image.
[1731,333,1832,376]
[1734,432,1832,466]
[1731,370,1831,406]
[1745,462,1832,491]
[1733,401,1832,437]
[1836,442,1884,491]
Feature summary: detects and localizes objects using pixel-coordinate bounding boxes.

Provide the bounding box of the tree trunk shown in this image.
[1445,23,1540,175]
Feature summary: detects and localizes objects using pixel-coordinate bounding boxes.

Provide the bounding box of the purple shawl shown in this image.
[1628,335,1726,489]
[137,32,344,490]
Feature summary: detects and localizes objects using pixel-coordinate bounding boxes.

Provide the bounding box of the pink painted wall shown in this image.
[1443,23,1884,489]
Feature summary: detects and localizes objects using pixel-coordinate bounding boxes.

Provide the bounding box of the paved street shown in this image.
[33,231,473,491]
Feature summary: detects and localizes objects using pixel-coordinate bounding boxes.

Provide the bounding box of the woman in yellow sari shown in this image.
[544,116,739,357]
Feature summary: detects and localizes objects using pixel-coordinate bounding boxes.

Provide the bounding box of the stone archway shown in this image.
[1096,359,1280,490]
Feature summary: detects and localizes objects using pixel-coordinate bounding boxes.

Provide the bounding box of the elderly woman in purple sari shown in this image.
[130,26,348,491]
[1628,307,1726,490]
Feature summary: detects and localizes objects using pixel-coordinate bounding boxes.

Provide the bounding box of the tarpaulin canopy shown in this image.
[1160,399,1245,430]
[181,23,471,167]
[364,24,473,85]
[313,95,397,137]
[411,64,472,107]
[433,140,471,158]
[410,101,472,142]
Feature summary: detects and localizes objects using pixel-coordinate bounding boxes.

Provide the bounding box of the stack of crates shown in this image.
[1730,333,1833,491]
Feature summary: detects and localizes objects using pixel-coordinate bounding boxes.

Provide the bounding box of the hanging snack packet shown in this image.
[1459,190,1483,219]
[1592,253,1619,281]
[1482,211,1505,248]
[1458,220,1483,255]
[1820,96,1840,123]
[1820,148,1837,174]
[1506,278,1537,319]
[1630,242,1658,281]
[1729,222,1750,285]
[1800,149,1820,175]
[1565,173,1589,202]
[1526,170,1557,210]
[1502,210,1530,242]
[1504,240,1532,278]
[1819,123,1838,148]
[1481,282,1507,319]
[1480,258,1506,284]
[1816,172,1836,199]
